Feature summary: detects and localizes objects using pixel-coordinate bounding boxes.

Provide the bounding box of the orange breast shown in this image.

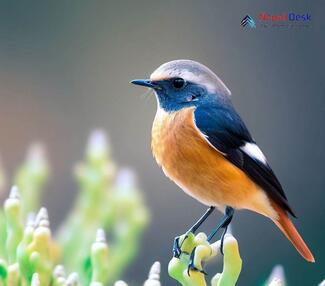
[151,107,276,218]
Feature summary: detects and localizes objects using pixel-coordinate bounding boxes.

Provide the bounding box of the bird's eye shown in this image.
[172,78,186,90]
[186,95,196,102]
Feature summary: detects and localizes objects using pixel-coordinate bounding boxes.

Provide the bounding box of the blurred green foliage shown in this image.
[0,130,150,286]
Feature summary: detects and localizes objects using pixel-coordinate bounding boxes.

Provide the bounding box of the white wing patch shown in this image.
[240,142,267,164]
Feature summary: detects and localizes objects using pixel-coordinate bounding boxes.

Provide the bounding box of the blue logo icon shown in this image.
[241,15,256,28]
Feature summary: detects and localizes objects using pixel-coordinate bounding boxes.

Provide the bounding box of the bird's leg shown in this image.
[173,206,215,258]
[207,206,234,254]
[186,207,233,275]
[188,206,216,234]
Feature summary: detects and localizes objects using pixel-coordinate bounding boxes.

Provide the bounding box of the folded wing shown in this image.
[194,104,295,217]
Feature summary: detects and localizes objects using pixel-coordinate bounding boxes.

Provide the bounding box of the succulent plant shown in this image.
[168,231,242,286]
[0,130,321,286]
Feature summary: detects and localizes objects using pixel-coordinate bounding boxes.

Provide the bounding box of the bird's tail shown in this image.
[271,202,315,263]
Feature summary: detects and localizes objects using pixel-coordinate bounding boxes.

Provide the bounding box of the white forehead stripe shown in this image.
[150,59,231,96]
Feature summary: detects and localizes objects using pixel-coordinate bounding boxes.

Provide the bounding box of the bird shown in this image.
[131,59,314,264]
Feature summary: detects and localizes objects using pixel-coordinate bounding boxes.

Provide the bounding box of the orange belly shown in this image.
[151,107,276,218]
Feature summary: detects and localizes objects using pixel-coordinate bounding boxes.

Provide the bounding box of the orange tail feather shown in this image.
[271,203,315,263]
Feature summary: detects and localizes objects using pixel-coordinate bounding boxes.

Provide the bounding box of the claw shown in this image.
[187,247,208,277]
[220,227,227,255]
[172,232,193,258]
[187,263,207,276]
[220,239,224,255]
[173,236,181,258]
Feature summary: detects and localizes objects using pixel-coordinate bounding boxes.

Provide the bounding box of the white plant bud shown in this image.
[143,261,161,286]
[35,207,49,227]
[267,265,286,286]
[54,265,66,278]
[114,281,128,286]
[9,186,20,199]
[88,129,109,158]
[27,143,48,174]
[268,278,283,286]
[66,272,79,286]
[31,273,40,286]
[116,168,136,190]
[95,228,106,243]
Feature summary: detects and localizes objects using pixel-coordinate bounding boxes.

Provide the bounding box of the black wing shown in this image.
[194,104,295,217]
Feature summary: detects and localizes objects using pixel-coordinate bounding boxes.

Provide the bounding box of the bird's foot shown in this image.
[187,247,207,276]
[172,236,182,258]
[173,231,194,258]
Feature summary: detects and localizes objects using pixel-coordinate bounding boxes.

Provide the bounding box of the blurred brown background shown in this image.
[0,0,324,285]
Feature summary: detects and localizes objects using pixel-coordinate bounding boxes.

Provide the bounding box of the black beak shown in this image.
[131,79,157,89]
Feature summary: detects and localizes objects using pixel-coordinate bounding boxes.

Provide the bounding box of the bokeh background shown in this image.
[0,0,324,285]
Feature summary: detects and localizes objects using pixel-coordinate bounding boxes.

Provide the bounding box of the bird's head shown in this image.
[131,59,231,112]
